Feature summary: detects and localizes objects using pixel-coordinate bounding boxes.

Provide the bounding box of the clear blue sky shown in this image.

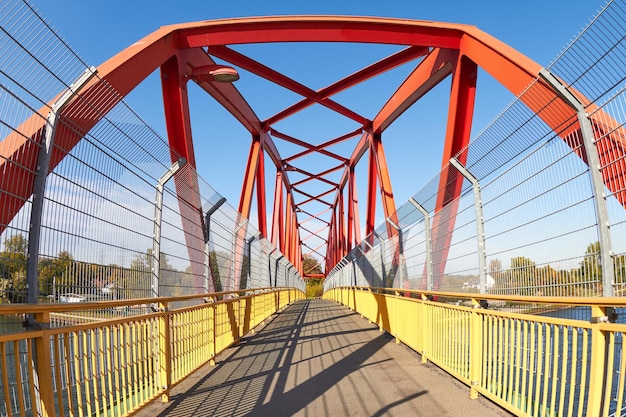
[33,0,605,249]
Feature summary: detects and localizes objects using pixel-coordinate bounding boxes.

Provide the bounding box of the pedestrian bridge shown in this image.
[1,1,626,416]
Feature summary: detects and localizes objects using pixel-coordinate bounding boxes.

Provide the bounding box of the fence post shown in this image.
[158,301,172,402]
[32,312,55,416]
[409,198,433,291]
[469,298,485,399]
[539,69,615,296]
[450,158,487,294]
[586,305,610,415]
[202,197,227,296]
[420,294,430,364]
[152,159,186,306]
[26,67,97,305]
[210,302,217,366]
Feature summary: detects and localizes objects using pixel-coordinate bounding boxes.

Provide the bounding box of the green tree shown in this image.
[305,278,324,298]
[616,254,626,286]
[39,251,74,297]
[302,255,322,276]
[580,241,601,284]
[509,256,536,296]
[0,234,28,277]
[0,235,28,302]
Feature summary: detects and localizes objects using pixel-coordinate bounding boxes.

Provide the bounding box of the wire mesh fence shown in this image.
[0,0,304,324]
[326,0,626,300]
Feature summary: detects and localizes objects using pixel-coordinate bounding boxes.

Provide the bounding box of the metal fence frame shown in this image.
[326,0,626,299]
[0,0,304,315]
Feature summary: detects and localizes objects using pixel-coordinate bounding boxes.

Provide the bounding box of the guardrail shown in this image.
[325,287,626,417]
[0,287,304,417]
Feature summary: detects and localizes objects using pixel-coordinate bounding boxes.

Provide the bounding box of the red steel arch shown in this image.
[1,16,624,286]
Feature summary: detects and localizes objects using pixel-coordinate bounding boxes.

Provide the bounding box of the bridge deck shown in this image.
[139,299,510,417]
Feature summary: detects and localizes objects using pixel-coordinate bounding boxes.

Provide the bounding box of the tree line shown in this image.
[0,234,269,303]
[488,242,626,296]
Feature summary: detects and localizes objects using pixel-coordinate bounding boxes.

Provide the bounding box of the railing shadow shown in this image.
[150,299,415,417]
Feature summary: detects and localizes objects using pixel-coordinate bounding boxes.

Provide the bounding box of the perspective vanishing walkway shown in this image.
[138,299,510,417]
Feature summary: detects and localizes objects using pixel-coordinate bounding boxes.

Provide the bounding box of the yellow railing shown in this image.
[324,286,626,417]
[0,287,304,417]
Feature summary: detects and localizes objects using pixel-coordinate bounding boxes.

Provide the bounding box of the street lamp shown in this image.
[191,65,239,83]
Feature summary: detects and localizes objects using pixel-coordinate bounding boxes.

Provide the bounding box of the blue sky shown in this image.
[33,0,605,256]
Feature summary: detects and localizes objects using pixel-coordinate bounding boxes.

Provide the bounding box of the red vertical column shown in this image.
[161,55,205,289]
[371,132,398,237]
[270,171,284,248]
[350,169,362,247]
[430,55,478,289]
[338,188,346,258]
[255,147,267,238]
[365,141,378,241]
[238,136,261,219]
[283,192,292,256]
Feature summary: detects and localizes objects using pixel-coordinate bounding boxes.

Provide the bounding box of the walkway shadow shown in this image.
[149,299,402,417]
[141,299,507,417]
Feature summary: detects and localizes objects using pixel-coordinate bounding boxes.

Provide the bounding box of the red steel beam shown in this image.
[255,147,267,237]
[284,192,293,260]
[289,164,344,188]
[298,207,332,225]
[160,54,207,290]
[293,187,336,207]
[346,168,356,250]
[365,133,378,238]
[334,48,458,214]
[270,171,284,248]
[265,46,429,126]
[271,129,348,163]
[300,225,329,241]
[338,189,346,257]
[238,136,262,218]
[282,128,362,163]
[370,132,398,235]
[427,55,477,289]
[209,45,369,125]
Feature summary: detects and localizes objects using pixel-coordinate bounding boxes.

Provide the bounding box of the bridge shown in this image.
[0,0,625,416]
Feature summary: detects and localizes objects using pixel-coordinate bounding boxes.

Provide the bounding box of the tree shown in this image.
[0,235,28,302]
[39,251,74,297]
[302,255,322,275]
[580,241,601,283]
[616,254,626,279]
[0,235,27,277]
[509,256,536,296]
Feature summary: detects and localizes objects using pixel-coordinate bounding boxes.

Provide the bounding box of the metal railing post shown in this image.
[26,67,97,306]
[158,301,172,402]
[409,197,433,291]
[469,298,485,399]
[247,234,258,288]
[33,312,55,416]
[586,305,609,414]
[450,157,487,294]
[25,67,96,417]
[203,197,227,296]
[386,217,405,289]
[539,69,615,296]
[152,158,186,304]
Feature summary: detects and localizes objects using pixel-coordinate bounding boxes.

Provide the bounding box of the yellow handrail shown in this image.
[324,286,626,417]
[0,287,304,417]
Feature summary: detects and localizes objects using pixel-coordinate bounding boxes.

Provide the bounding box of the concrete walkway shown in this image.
[139,299,511,417]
